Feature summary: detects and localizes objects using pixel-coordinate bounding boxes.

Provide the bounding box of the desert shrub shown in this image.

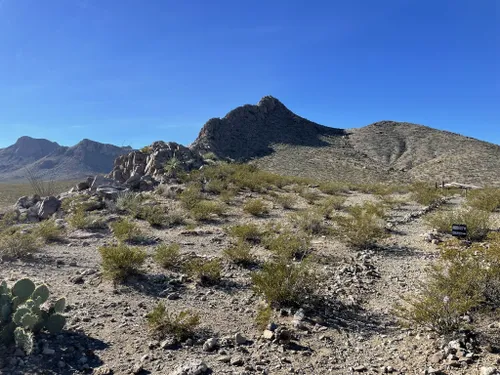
[204,179,227,195]
[395,236,500,333]
[318,182,349,195]
[333,202,387,249]
[202,152,217,161]
[226,224,263,243]
[264,230,310,260]
[164,210,186,227]
[0,231,39,258]
[411,182,443,206]
[184,258,222,285]
[466,188,500,212]
[154,243,181,270]
[243,199,269,217]
[252,260,316,307]
[116,191,143,214]
[110,218,144,243]
[35,219,62,242]
[164,156,183,178]
[189,200,226,221]
[179,185,204,210]
[223,241,255,266]
[425,207,490,241]
[273,193,297,209]
[98,243,147,282]
[315,196,346,218]
[255,304,272,330]
[138,205,168,227]
[299,189,322,204]
[67,207,106,230]
[289,210,327,235]
[0,210,18,229]
[146,303,200,341]
[140,145,152,154]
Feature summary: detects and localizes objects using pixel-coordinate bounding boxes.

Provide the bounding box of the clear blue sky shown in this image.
[0,0,498,149]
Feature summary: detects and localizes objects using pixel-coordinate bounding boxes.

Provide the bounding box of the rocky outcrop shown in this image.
[107,141,203,188]
[13,195,61,222]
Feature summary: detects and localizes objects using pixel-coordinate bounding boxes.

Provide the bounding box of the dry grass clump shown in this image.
[425,207,490,241]
[146,303,200,341]
[0,231,39,258]
[272,193,297,209]
[252,260,317,307]
[411,182,443,206]
[98,243,147,282]
[226,224,263,243]
[243,199,269,217]
[110,218,144,243]
[223,241,255,266]
[116,191,144,214]
[395,235,500,333]
[0,210,18,230]
[333,202,387,249]
[184,258,222,286]
[67,207,107,230]
[35,219,63,243]
[154,243,182,270]
[264,230,310,260]
[466,188,500,212]
[289,210,328,235]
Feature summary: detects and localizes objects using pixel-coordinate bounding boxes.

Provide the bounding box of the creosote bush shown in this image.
[273,193,297,209]
[333,202,387,249]
[110,218,144,243]
[137,205,168,227]
[299,189,322,204]
[67,207,106,230]
[243,199,269,217]
[0,231,39,258]
[252,260,316,307]
[35,219,63,243]
[223,241,255,266]
[289,210,328,235]
[154,243,181,270]
[411,182,443,206]
[98,243,147,282]
[315,196,346,218]
[184,258,222,286]
[255,304,272,330]
[425,207,490,241]
[146,303,200,341]
[264,230,310,261]
[189,200,226,221]
[226,224,263,243]
[466,188,500,212]
[318,182,349,195]
[116,191,144,215]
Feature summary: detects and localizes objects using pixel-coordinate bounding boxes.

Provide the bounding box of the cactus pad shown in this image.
[12,279,35,301]
[31,285,50,306]
[53,298,66,314]
[14,327,34,354]
[12,307,30,326]
[45,313,66,334]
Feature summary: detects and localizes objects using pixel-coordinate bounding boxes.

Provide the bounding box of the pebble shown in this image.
[42,347,56,355]
[203,338,218,352]
[235,332,247,345]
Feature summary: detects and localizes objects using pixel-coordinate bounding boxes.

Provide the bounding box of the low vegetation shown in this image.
[35,219,63,243]
[154,243,181,270]
[184,258,222,286]
[272,193,297,209]
[146,303,200,341]
[264,230,310,261]
[98,244,147,282]
[110,218,144,243]
[189,200,226,221]
[411,182,443,206]
[243,199,269,217]
[0,231,39,258]
[289,210,328,235]
[466,187,500,212]
[315,196,346,218]
[226,223,263,243]
[425,207,490,241]
[223,241,255,266]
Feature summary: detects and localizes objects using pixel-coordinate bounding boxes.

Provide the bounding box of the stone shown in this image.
[38,196,61,219]
[42,347,55,355]
[76,181,90,191]
[169,360,209,375]
[263,330,274,340]
[217,356,231,363]
[160,337,178,350]
[480,367,498,375]
[230,356,244,366]
[235,332,247,345]
[90,175,119,191]
[429,351,444,364]
[92,366,113,375]
[353,365,367,372]
[202,338,218,352]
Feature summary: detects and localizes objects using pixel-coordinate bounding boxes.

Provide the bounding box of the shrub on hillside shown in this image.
[273,193,297,209]
[243,199,269,217]
[184,258,222,286]
[318,182,349,195]
[226,224,263,243]
[154,243,181,270]
[35,219,63,243]
[315,196,346,218]
[425,207,490,241]
[98,243,147,282]
[189,200,226,221]
[116,191,144,215]
[223,240,255,266]
[264,230,310,260]
[299,189,322,204]
[252,260,316,307]
[146,303,200,341]
[110,218,144,243]
[289,210,327,235]
[0,231,39,258]
[411,182,443,206]
[68,207,107,230]
[466,188,500,212]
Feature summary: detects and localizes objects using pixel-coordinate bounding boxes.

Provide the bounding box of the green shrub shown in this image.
[154,243,181,270]
[264,230,310,260]
[333,202,387,249]
[318,182,349,195]
[204,179,227,195]
[223,241,255,266]
[226,224,263,243]
[273,194,297,209]
[35,219,63,243]
[299,189,322,204]
[243,199,269,217]
[110,218,144,243]
[164,156,184,178]
[67,207,88,229]
[316,196,346,218]
[289,210,327,235]
[0,231,39,258]
[0,210,18,229]
[411,182,443,206]
[116,191,143,214]
[164,210,186,227]
[252,260,316,307]
[138,205,168,227]
[189,200,226,221]
[146,303,200,341]
[255,304,272,330]
[425,207,490,241]
[466,188,500,212]
[98,243,146,282]
[179,185,204,210]
[184,258,222,285]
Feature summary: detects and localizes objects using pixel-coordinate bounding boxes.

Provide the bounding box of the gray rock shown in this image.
[480,367,498,375]
[234,332,247,345]
[76,181,90,191]
[169,360,209,375]
[96,185,127,200]
[263,330,274,340]
[42,347,55,355]
[38,196,61,219]
[202,338,218,352]
[230,356,244,366]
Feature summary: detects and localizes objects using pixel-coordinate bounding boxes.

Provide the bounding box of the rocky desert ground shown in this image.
[0,162,499,375]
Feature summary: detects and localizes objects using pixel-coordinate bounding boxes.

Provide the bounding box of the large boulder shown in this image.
[38,196,61,220]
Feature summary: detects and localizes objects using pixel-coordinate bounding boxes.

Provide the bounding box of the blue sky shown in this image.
[0,0,498,148]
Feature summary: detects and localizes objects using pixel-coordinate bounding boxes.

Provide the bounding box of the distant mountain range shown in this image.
[2,96,499,186]
[0,137,132,182]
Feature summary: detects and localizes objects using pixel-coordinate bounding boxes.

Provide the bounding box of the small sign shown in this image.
[451,224,467,237]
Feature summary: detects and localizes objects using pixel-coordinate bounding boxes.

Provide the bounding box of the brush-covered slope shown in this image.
[0,137,132,182]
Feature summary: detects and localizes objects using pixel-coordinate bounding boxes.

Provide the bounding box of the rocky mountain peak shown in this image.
[8,136,60,159]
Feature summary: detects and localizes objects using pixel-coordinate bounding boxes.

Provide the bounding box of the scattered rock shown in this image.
[202,338,218,352]
[169,360,209,375]
[480,367,498,375]
[234,332,247,345]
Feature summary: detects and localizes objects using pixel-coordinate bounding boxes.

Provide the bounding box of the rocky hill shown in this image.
[191,96,500,186]
[0,137,132,182]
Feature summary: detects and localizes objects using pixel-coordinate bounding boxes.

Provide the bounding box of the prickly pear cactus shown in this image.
[0,277,67,355]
